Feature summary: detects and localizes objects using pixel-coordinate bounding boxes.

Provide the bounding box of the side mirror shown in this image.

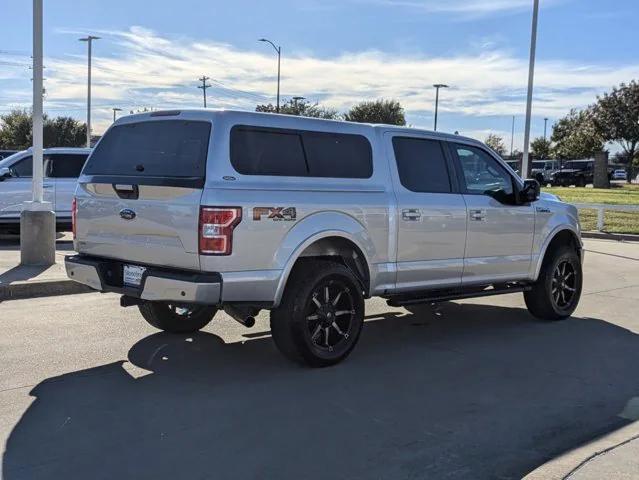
[519,179,540,203]
[0,167,11,181]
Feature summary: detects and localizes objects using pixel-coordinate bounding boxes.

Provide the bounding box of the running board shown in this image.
[386,284,532,307]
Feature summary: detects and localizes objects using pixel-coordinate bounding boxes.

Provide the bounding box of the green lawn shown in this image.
[541,184,639,235]
[541,184,639,205]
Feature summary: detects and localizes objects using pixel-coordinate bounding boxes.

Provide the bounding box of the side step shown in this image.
[386,284,532,308]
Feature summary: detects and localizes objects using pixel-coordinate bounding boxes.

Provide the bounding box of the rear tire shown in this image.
[524,246,582,320]
[138,301,217,333]
[270,259,365,367]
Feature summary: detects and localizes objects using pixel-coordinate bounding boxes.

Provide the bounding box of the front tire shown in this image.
[138,301,217,333]
[270,260,365,367]
[525,246,582,320]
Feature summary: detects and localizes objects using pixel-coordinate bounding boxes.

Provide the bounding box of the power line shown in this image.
[198,75,211,108]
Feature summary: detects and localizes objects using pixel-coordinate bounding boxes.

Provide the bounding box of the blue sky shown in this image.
[1,0,638,149]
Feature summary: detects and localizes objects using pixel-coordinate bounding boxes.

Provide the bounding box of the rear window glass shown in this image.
[83,120,211,178]
[230,126,372,178]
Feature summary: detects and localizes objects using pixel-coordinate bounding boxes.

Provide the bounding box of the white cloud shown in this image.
[3,26,638,135]
[350,0,563,15]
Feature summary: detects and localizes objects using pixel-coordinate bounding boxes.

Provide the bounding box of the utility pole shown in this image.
[21,0,55,265]
[510,115,515,158]
[259,38,281,113]
[112,107,122,123]
[544,117,549,140]
[522,0,539,179]
[79,35,100,147]
[433,84,449,131]
[198,76,211,108]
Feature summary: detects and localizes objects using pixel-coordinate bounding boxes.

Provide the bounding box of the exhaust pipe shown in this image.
[224,305,257,328]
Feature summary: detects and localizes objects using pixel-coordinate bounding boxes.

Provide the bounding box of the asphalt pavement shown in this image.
[1,239,638,480]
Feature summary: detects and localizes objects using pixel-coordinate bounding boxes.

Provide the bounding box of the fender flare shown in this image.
[532,225,582,281]
[272,223,374,307]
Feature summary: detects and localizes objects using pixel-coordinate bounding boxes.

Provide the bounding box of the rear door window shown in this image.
[392,137,452,193]
[49,154,89,178]
[83,120,211,180]
[230,125,373,178]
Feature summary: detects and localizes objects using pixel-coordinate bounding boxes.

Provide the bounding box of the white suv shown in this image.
[0,147,91,232]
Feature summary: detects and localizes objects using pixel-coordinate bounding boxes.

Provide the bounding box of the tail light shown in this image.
[199,207,242,255]
[71,196,77,239]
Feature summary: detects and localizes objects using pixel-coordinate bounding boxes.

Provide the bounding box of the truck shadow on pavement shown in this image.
[4,302,639,480]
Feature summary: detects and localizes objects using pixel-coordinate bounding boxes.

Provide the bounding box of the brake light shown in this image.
[199,207,242,255]
[71,196,77,239]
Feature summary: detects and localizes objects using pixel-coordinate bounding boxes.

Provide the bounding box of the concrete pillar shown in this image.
[593,151,610,189]
[20,210,56,265]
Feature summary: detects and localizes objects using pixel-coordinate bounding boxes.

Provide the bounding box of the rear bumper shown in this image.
[65,255,221,304]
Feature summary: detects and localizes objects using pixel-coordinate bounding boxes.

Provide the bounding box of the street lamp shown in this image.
[112,107,122,123]
[79,35,100,147]
[433,84,449,131]
[258,38,281,113]
[544,117,549,140]
[21,0,55,265]
[521,0,540,179]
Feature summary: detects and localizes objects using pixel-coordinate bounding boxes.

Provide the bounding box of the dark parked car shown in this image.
[551,160,594,187]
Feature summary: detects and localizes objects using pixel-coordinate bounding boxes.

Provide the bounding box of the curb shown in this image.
[581,231,639,242]
[523,422,639,480]
[0,279,92,301]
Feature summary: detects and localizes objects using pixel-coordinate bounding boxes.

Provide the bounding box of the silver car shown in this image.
[0,147,91,232]
[66,110,584,366]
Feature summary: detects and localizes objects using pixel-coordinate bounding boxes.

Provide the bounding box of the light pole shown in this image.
[511,115,515,158]
[21,0,55,265]
[79,35,100,147]
[259,38,281,113]
[112,107,122,123]
[543,117,549,140]
[521,0,539,179]
[433,84,448,131]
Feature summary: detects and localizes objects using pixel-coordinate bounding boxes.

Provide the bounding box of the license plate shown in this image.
[123,265,146,287]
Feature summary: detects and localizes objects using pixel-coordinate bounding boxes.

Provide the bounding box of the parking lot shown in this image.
[1,238,638,480]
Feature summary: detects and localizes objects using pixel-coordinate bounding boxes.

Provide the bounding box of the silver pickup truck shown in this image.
[66,110,583,367]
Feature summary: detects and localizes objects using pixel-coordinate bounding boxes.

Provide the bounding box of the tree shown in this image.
[0,109,87,150]
[593,80,639,182]
[0,110,32,150]
[484,133,506,156]
[551,108,605,160]
[344,99,406,126]
[256,98,339,120]
[530,137,551,159]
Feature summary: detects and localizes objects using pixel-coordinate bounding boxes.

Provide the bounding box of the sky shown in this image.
[1,0,638,151]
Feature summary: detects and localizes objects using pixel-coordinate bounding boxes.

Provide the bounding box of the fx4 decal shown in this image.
[253,207,297,222]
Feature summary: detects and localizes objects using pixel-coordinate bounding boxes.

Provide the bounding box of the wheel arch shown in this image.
[532,226,582,281]
[272,213,375,307]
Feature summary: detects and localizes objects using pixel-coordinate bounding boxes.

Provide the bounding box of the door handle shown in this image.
[402,209,421,221]
[43,184,53,189]
[469,209,486,221]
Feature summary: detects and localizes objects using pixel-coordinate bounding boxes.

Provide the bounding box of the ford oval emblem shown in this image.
[119,208,136,220]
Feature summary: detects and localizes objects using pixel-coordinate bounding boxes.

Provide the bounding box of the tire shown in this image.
[576,177,586,187]
[138,301,217,333]
[524,246,582,320]
[270,259,365,367]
